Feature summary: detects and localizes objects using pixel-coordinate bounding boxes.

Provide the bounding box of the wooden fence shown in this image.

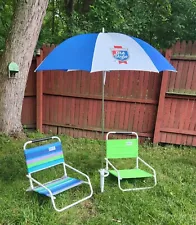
[21,41,196,146]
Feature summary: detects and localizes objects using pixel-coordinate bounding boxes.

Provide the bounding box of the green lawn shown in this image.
[0,133,195,225]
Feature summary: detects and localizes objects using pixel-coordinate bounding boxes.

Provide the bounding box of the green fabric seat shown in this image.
[109,169,153,179]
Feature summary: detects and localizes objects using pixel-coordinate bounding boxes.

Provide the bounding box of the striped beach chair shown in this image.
[99,131,157,192]
[23,136,93,212]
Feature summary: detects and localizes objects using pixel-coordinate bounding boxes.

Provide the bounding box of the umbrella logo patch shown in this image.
[112,46,129,64]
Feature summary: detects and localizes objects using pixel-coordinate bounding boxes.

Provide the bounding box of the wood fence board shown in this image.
[43,95,48,123]
[79,99,85,127]
[55,96,60,124]
[168,60,178,92]
[145,105,152,133]
[109,102,119,130]
[105,101,114,129]
[160,131,166,143]
[92,99,98,127]
[75,98,81,126]
[173,99,181,129]
[191,41,196,55]
[187,40,193,54]
[138,104,149,132]
[126,71,134,97]
[133,71,140,98]
[92,73,98,96]
[180,41,187,54]
[119,102,126,129]
[96,101,102,128]
[174,58,184,90]
[127,103,136,131]
[185,61,195,90]
[25,59,36,96]
[121,71,129,97]
[190,64,196,91]
[148,106,157,132]
[21,97,36,126]
[141,104,147,132]
[57,96,63,124]
[49,95,54,124]
[118,72,124,98]
[168,98,177,130]
[87,99,93,127]
[113,101,120,129]
[192,136,196,146]
[94,73,100,96]
[132,103,140,131]
[180,61,189,90]
[84,99,89,127]
[163,98,172,128]
[138,71,145,98]
[188,100,196,132]
[146,73,155,99]
[111,71,119,97]
[173,41,181,54]
[143,72,151,99]
[123,103,131,130]
[137,103,144,132]
[154,73,162,100]
[179,99,189,130]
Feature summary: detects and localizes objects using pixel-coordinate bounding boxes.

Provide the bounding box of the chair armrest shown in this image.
[105,159,121,179]
[138,157,156,175]
[26,175,54,198]
[63,163,91,182]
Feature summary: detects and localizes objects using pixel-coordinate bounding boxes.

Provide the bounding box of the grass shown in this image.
[0,132,195,225]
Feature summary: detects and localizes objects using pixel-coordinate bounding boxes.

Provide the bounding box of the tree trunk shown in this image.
[0,0,48,136]
[82,0,95,13]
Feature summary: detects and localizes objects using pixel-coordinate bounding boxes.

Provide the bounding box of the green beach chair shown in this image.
[23,136,93,212]
[99,131,157,192]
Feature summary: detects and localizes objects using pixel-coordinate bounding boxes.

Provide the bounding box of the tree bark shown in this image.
[0,0,48,136]
[82,0,95,13]
[65,0,74,16]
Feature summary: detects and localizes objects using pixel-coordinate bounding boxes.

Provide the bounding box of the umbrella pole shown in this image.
[101,71,106,167]
[101,26,105,140]
[101,72,106,139]
[101,27,106,169]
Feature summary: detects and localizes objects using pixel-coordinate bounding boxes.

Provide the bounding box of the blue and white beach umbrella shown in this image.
[36,32,176,138]
[36,32,176,73]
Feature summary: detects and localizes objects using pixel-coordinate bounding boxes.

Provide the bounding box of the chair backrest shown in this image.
[106,138,138,159]
[24,141,64,174]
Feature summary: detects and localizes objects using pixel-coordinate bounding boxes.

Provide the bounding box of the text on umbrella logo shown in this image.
[111,46,129,64]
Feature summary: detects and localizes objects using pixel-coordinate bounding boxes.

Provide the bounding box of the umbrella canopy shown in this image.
[36,32,176,73]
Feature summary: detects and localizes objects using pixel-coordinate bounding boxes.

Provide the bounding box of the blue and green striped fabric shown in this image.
[33,176,83,197]
[24,142,64,173]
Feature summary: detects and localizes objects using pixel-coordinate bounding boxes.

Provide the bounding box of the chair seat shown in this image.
[109,169,153,179]
[33,176,84,197]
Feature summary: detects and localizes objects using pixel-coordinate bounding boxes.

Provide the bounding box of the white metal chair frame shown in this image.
[24,136,93,212]
[99,131,157,192]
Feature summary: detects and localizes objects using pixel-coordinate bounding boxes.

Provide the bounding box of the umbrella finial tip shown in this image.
[102,27,105,33]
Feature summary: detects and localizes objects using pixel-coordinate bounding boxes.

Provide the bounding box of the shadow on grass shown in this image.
[105,174,154,190]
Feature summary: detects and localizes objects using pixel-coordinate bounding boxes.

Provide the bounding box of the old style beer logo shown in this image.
[112,46,129,64]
